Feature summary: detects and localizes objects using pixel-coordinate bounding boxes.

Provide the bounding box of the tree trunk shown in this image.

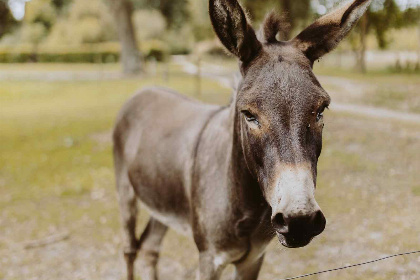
[110,0,142,75]
[417,23,420,71]
[357,13,368,73]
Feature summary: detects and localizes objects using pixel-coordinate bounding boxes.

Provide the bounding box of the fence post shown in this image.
[163,61,169,83]
[150,57,157,77]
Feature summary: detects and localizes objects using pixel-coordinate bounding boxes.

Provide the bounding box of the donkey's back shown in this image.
[113,87,219,236]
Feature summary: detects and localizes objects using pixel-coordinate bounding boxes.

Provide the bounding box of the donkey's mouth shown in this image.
[277,233,313,248]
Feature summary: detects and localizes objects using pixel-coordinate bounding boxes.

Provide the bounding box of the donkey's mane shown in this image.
[259,11,291,43]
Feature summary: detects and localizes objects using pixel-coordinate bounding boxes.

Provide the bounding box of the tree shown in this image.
[335,0,418,72]
[133,0,190,29]
[369,0,401,49]
[0,1,17,39]
[355,0,418,72]
[51,0,71,11]
[357,13,368,73]
[242,0,277,21]
[318,0,414,72]
[24,0,57,30]
[278,0,311,39]
[109,0,142,75]
[45,0,118,46]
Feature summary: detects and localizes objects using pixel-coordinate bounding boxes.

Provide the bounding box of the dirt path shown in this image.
[173,56,420,124]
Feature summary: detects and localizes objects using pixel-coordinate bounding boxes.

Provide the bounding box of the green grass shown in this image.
[412,185,420,196]
[363,87,420,114]
[313,64,420,114]
[0,62,121,72]
[0,70,230,236]
[313,63,420,82]
[0,63,419,279]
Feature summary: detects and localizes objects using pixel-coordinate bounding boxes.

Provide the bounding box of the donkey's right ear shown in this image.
[292,0,372,64]
[209,0,262,63]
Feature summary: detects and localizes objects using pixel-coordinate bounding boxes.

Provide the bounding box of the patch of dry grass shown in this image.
[0,64,419,280]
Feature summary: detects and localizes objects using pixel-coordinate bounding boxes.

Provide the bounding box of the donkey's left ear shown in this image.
[209,0,262,63]
[292,0,372,63]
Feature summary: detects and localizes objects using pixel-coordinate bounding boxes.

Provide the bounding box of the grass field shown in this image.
[0,63,419,280]
[313,64,420,114]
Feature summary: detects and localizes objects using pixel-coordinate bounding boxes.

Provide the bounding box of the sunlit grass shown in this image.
[0,63,121,72]
[0,71,230,236]
[314,64,420,114]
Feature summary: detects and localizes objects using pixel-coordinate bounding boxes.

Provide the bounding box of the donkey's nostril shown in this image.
[272,213,288,233]
[312,210,326,236]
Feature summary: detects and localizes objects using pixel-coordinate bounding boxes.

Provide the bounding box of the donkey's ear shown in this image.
[209,0,262,63]
[292,0,372,63]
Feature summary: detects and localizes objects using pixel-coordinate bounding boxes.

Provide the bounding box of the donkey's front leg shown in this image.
[197,252,227,280]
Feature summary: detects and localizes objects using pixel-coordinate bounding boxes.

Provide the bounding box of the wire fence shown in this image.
[278,250,420,280]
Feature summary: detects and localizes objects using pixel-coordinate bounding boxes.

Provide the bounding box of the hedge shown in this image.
[0,40,171,63]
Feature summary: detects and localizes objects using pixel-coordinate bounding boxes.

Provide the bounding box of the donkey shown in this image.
[113,0,372,279]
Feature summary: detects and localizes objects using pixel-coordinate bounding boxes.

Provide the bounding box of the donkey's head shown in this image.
[210,0,371,248]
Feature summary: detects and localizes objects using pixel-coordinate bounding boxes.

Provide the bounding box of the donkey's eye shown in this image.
[316,111,323,122]
[241,110,259,126]
[316,106,328,122]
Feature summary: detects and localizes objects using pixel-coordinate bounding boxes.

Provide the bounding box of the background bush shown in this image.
[0,40,169,63]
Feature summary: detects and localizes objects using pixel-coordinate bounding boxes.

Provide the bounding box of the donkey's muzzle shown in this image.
[272,210,326,248]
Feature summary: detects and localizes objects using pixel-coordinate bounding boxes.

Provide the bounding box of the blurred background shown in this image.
[0,0,419,279]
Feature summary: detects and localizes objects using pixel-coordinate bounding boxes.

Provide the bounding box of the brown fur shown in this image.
[293,0,373,62]
[113,1,372,279]
[260,11,291,43]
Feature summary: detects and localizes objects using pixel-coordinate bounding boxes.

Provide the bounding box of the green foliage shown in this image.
[20,22,48,45]
[1,0,417,61]
[51,0,72,11]
[189,0,214,42]
[369,0,401,49]
[44,0,117,46]
[24,0,57,30]
[279,0,311,30]
[0,1,18,39]
[398,7,420,27]
[243,0,278,21]
[316,0,419,51]
[142,39,170,61]
[0,0,57,45]
[164,25,193,55]
[134,0,190,29]
[0,41,169,63]
[0,45,118,63]
[0,0,120,47]
[133,9,166,41]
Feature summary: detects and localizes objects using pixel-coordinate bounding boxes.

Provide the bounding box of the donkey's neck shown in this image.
[193,99,271,238]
